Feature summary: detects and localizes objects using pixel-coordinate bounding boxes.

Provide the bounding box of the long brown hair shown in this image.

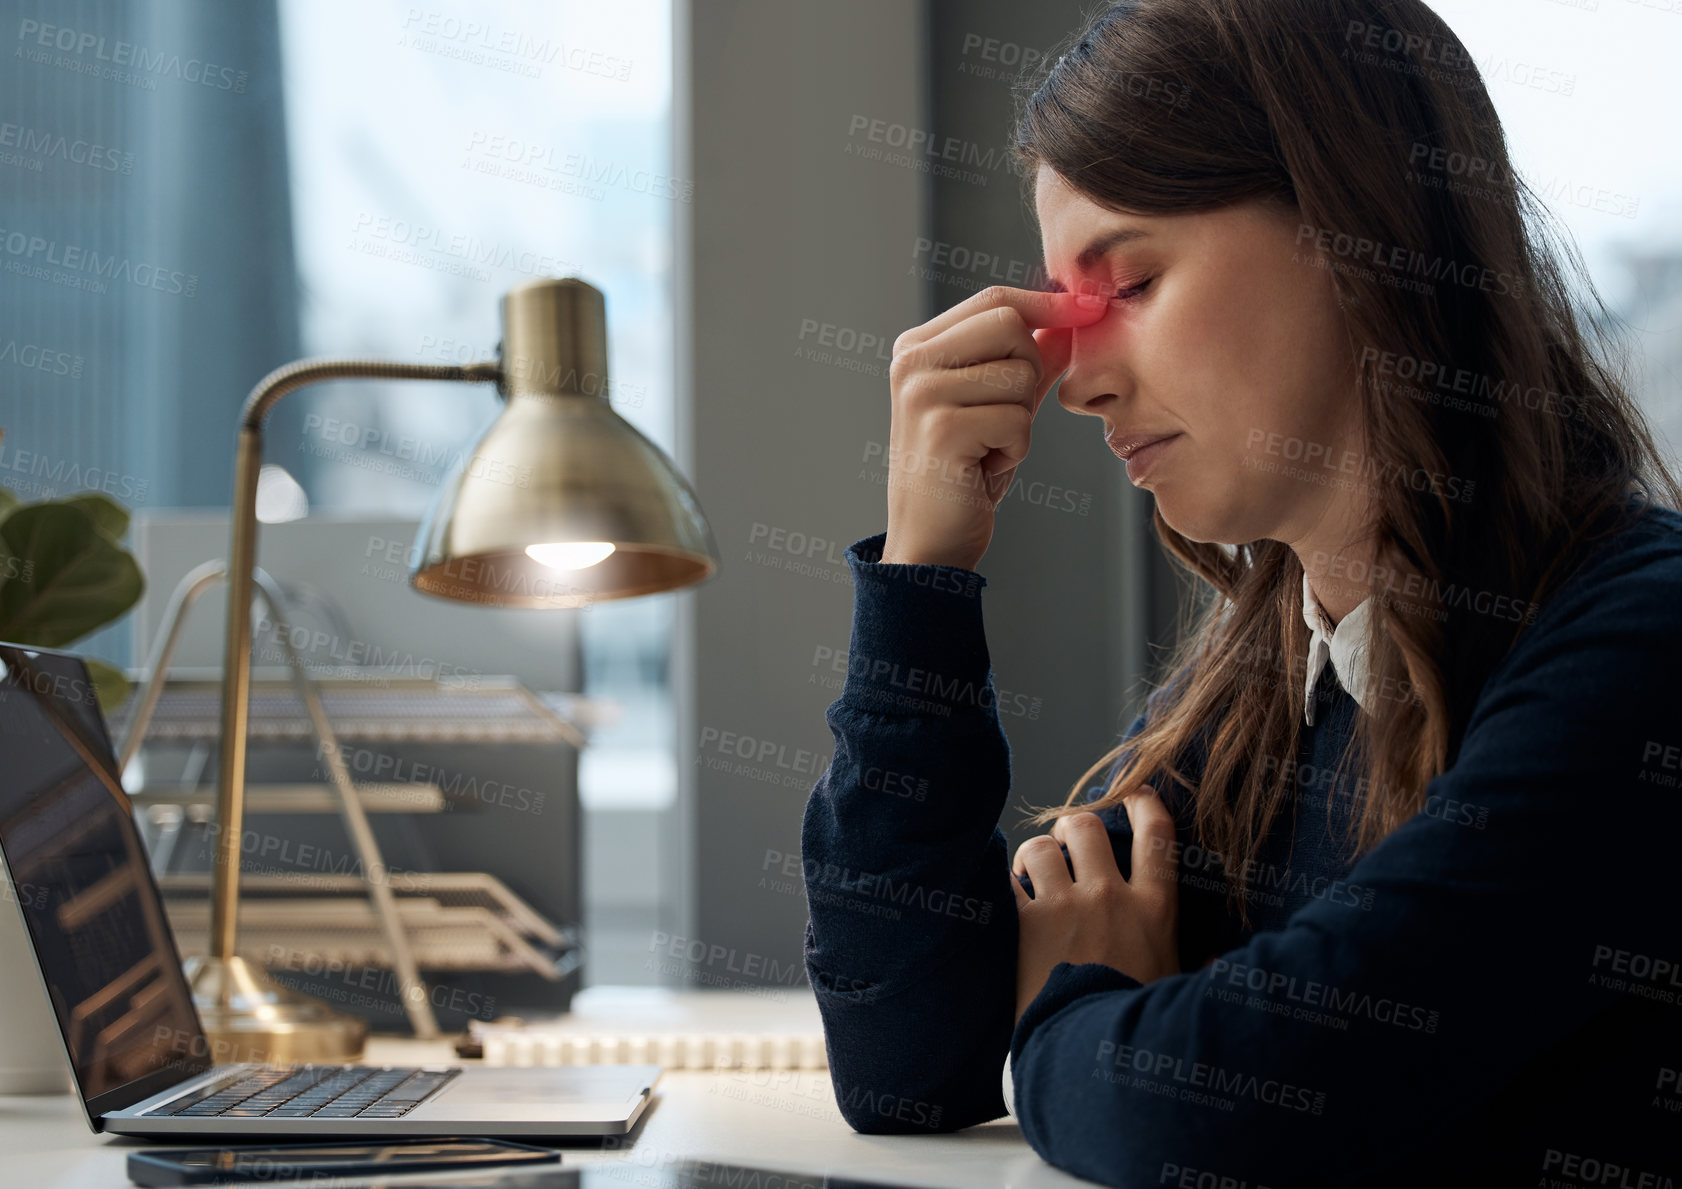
[1012,0,1682,924]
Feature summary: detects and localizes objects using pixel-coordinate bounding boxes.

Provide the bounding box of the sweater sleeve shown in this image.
[801,530,1165,1133]
[1007,532,1682,1185]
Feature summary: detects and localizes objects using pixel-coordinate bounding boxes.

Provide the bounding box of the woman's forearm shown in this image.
[800,530,1017,1132]
[802,702,1018,1132]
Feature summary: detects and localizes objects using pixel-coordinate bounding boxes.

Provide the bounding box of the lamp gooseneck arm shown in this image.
[210,358,501,968]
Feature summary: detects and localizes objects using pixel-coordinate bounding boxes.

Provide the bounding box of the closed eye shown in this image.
[1110,276,1154,304]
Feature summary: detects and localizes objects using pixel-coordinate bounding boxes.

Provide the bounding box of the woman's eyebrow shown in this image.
[1042,227,1152,292]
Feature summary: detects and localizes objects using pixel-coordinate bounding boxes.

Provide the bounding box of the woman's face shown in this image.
[1034,163,1363,551]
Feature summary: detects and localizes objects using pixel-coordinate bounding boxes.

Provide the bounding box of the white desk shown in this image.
[2,1037,1093,1189]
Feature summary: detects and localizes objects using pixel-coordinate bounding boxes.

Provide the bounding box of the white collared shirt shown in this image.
[1301,570,1375,725]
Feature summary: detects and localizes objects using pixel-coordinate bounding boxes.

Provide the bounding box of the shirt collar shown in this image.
[1301,570,1376,725]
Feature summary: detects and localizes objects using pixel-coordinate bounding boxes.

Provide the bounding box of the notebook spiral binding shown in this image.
[474,1028,829,1071]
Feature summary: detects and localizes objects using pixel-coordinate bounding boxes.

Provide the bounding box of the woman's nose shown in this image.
[1056,334,1119,416]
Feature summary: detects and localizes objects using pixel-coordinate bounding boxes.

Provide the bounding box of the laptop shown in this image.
[0,642,658,1139]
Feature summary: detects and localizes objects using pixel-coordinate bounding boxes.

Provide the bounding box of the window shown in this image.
[276,0,679,825]
[1428,0,1682,470]
[0,0,681,989]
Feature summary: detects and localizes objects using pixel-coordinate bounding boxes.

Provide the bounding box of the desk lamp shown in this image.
[190,277,718,1061]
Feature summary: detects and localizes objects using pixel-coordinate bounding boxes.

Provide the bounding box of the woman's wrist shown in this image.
[879,536,983,571]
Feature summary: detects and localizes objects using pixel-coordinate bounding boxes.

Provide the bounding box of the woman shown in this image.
[799,0,1682,1185]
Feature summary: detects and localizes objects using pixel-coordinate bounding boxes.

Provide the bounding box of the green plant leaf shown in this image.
[0,502,144,647]
[59,492,130,541]
[86,657,132,714]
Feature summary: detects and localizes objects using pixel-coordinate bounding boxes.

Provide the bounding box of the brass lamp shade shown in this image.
[410,278,719,607]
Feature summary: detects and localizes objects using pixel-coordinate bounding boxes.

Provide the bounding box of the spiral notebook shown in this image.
[466,986,830,1071]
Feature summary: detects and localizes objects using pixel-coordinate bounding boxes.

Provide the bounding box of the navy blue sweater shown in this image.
[801,500,1682,1188]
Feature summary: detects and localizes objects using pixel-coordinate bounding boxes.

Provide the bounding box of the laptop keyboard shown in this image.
[146,1065,460,1119]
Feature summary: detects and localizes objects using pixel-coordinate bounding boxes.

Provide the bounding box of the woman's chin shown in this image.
[1154,498,1235,547]
[1152,494,1193,538]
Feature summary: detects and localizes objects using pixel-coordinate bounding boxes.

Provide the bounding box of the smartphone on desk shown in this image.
[127,1137,561,1186]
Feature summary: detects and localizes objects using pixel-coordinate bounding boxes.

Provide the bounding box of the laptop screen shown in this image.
[0,645,211,1109]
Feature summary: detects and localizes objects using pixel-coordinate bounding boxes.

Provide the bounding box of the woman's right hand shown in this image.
[880,285,1110,571]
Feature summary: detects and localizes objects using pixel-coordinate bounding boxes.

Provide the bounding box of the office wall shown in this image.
[679,0,931,983]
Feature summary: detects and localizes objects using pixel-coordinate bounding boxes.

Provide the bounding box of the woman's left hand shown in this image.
[1012,788,1181,1025]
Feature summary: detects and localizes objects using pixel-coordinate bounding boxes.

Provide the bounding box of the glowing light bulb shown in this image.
[526,542,616,570]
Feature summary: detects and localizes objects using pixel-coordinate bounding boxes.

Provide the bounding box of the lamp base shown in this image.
[184,956,369,1065]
